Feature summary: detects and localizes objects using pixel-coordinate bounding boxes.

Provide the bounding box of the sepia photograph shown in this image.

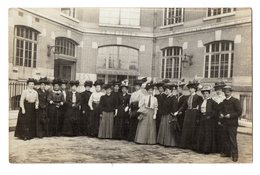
[7,6,252,164]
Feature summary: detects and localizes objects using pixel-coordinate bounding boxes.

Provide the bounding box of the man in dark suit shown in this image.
[219,85,242,162]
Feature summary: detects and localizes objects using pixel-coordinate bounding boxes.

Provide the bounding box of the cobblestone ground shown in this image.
[9,132,252,163]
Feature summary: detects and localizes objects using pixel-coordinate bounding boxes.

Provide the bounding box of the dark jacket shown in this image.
[219,96,242,126]
[155,93,166,116]
[178,94,203,113]
[66,91,81,108]
[80,90,92,112]
[99,94,117,113]
[199,98,218,119]
[37,89,48,109]
[161,95,178,115]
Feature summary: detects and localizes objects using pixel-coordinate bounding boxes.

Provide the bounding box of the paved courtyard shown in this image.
[9,131,252,163]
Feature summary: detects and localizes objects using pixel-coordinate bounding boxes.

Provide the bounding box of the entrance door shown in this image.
[61,65,72,80]
[54,59,76,80]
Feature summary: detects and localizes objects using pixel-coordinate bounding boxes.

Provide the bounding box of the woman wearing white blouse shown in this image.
[135,83,158,144]
[15,78,39,140]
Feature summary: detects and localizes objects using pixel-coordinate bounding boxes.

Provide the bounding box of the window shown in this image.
[97,46,139,71]
[14,25,39,68]
[97,74,106,83]
[99,8,140,26]
[61,8,76,18]
[204,41,234,78]
[207,8,235,17]
[163,8,184,26]
[161,47,182,79]
[55,37,78,57]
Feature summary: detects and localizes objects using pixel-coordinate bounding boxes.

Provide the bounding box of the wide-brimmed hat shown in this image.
[133,79,143,86]
[145,82,154,91]
[110,80,121,86]
[84,80,93,87]
[94,79,104,86]
[154,81,164,88]
[27,78,36,84]
[186,80,200,89]
[38,77,49,84]
[120,81,128,89]
[103,83,113,90]
[201,85,212,93]
[223,85,232,91]
[61,79,68,85]
[69,80,80,87]
[214,81,226,90]
[163,82,177,90]
[52,78,62,85]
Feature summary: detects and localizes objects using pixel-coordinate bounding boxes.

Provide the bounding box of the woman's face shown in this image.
[95,85,101,92]
[202,91,210,99]
[147,88,153,95]
[122,87,128,94]
[106,88,112,94]
[135,85,141,91]
[189,87,196,94]
[40,83,45,90]
[28,82,35,89]
[71,85,77,91]
[165,88,171,95]
[114,85,119,92]
[53,84,60,91]
[158,87,164,93]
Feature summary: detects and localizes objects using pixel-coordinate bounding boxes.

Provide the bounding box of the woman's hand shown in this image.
[153,115,156,120]
[22,109,26,114]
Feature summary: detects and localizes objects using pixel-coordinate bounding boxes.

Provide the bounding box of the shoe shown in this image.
[220,153,230,157]
[232,156,238,162]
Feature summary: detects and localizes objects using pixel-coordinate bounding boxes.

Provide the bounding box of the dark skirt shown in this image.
[127,105,139,141]
[196,115,217,154]
[88,103,101,137]
[135,108,156,144]
[36,107,48,138]
[215,122,224,153]
[157,114,178,147]
[47,104,62,136]
[80,110,91,136]
[179,109,200,150]
[14,102,36,140]
[62,106,80,136]
[113,106,129,139]
[156,114,162,137]
[98,112,114,139]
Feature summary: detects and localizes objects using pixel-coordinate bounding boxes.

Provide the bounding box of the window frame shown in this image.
[160,47,182,79]
[203,40,234,79]
[14,25,39,68]
[161,8,184,28]
[55,37,78,58]
[203,8,236,21]
[60,8,79,23]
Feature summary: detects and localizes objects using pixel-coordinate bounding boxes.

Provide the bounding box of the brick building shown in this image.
[8,8,252,120]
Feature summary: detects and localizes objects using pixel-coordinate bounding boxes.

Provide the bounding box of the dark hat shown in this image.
[145,82,154,91]
[223,85,232,91]
[69,80,80,87]
[154,81,164,88]
[133,79,143,86]
[39,77,49,84]
[214,81,226,90]
[84,80,93,87]
[110,80,121,86]
[52,78,62,85]
[201,85,212,93]
[94,79,104,86]
[162,79,171,84]
[120,81,128,89]
[163,82,177,90]
[187,80,200,89]
[27,78,36,84]
[61,79,68,85]
[34,79,40,85]
[177,79,186,88]
[103,83,113,90]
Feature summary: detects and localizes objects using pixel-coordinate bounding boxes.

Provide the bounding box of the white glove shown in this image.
[153,114,156,119]
[115,109,118,116]
[22,109,26,114]
[173,112,178,116]
[124,106,129,112]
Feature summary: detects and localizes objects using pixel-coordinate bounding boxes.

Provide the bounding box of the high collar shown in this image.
[226,96,232,100]
[190,92,196,96]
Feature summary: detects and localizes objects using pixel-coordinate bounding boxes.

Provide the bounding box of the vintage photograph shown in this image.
[8,7,252,163]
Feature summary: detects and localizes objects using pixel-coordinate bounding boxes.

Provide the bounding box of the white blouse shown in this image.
[139,94,158,110]
[88,91,105,109]
[20,88,39,110]
[212,94,225,104]
[130,89,144,103]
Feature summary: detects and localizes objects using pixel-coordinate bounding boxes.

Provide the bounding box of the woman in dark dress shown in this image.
[113,83,130,140]
[197,86,218,154]
[36,77,49,138]
[174,80,203,150]
[98,84,117,139]
[62,80,81,136]
[47,79,65,136]
[80,80,93,136]
[15,78,39,140]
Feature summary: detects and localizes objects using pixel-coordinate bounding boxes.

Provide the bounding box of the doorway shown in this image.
[54,59,76,80]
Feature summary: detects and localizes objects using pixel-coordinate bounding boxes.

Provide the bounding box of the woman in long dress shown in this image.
[88,80,105,137]
[135,83,158,145]
[157,83,179,147]
[62,80,81,136]
[113,83,130,140]
[15,78,39,140]
[175,80,203,150]
[98,84,117,139]
[197,86,218,154]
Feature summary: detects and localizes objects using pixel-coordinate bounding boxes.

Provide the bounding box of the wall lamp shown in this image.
[47,45,60,57]
[182,53,193,68]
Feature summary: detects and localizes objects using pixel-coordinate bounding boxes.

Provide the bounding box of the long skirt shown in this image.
[14,102,36,140]
[179,109,200,150]
[215,121,224,153]
[98,112,114,139]
[156,114,162,137]
[113,106,129,139]
[157,114,178,147]
[128,104,139,141]
[62,106,80,136]
[135,108,156,145]
[88,103,101,137]
[80,110,91,136]
[47,104,62,136]
[196,115,217,153]
[36,107,48,138]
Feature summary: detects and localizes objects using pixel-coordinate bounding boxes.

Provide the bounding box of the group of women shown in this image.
[14,77,241,161]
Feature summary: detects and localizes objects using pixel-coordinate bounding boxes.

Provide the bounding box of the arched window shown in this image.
[204,40,234,78]
[97,45,139,71]
[14,25,39,68]
[55,37,78,57]
[161,47,182,79]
